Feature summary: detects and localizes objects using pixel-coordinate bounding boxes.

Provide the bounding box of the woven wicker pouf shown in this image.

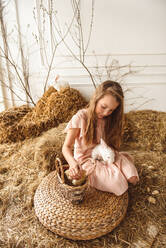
[34,171,128,240]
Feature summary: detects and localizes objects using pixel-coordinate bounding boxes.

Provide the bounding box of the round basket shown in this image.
[55,158,88,204]
[34,170,128,240]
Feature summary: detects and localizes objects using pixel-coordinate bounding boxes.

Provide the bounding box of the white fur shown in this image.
[54,80,69,91]
[54,75,69,91]
[91,138,115,165]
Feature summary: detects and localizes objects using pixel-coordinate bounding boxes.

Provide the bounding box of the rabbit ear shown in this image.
[55,75,60,81]
[100,138,107,147]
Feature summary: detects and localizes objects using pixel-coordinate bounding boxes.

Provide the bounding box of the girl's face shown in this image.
[95,94,119,119]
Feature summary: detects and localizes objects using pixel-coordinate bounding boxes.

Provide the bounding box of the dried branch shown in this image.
[0,52,8,109]
[0,0,36,108]
[35,0,81,92]
[0,80,32,104]
[0,0,15,106]
[0,47,35,105]
[48,0,54,53]
[51,0,96,88]
[72,0,85,62]
[35,0,45,65]
[14,0,31,106]
[84,0,94,54]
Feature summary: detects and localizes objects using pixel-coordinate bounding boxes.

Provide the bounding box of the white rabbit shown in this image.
[54,75,70,91]
[91,138,115,165]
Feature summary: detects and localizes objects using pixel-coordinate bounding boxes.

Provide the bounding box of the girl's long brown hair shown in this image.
[84,80,124,150]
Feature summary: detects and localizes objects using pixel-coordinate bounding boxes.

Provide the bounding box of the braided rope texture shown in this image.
[34,171,128,240]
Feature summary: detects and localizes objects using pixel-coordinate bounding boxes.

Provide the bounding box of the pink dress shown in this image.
[64,109,139,196]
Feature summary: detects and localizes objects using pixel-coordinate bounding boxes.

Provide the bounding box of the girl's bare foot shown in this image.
[128,176,138,185]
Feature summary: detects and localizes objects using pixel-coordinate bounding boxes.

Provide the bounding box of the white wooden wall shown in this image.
[0,0,166,112]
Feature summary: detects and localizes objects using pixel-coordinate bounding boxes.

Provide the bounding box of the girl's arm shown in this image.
[62,128,81,179]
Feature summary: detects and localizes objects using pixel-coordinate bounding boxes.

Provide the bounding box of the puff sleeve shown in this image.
[64,109,87,138]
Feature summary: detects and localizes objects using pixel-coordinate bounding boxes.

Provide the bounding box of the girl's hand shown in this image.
[69,163,82,179]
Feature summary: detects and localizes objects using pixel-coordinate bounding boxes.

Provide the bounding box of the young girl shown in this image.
[62,80,139,196]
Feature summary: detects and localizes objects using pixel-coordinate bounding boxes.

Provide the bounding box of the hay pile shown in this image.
[0,124,165,247]
[0,105,31,127]
[123,110,166,152]
[0,88,166,247]
[0,87,87,144]
[0,105,32,143]
[34,122,67,172]
[23,86,87,124]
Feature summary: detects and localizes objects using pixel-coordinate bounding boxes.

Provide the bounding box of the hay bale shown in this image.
[123,110,166,152]
[34,122,67,172]
[0,86,87,144]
